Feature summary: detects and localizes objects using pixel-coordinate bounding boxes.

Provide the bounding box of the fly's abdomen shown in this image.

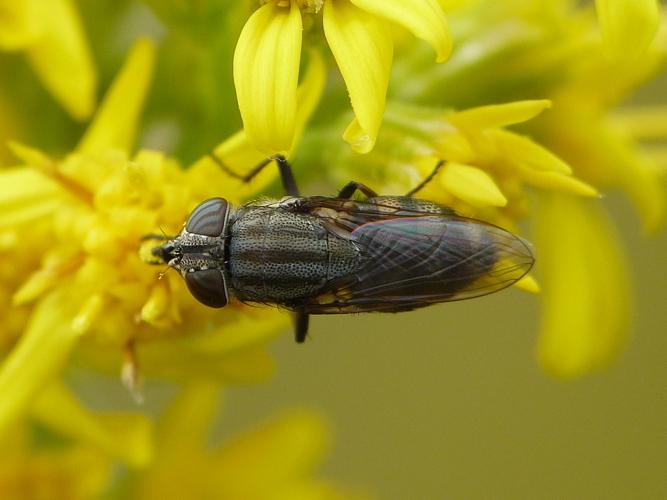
[228,207,359,303]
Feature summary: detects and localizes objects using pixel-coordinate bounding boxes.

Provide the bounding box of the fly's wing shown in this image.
[293,197,534,313]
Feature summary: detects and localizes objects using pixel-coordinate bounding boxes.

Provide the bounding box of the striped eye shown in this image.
[186,198,229,237]
[185,269,228,308]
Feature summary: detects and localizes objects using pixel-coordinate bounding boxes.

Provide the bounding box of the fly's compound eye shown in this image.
[184,269,228,308]
[186,198,229,237]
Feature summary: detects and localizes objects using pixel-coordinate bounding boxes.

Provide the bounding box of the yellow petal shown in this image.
[535,194,630,378]
[513,273,541,294]
[25,0,96,120]
[611,106,667,140]
[0,288,85,438]
[611,143,666,233]
[450,100,552,130]
[71,293,105,335]
[77,38,155,154]
[0,0,44,50]
[595,0,660,60]
[211,409,331,485]
[7,140,53,170]
[290,49,327,154]
[489,129,573,174]
[135,309,287,382]
[518,166,600,197]
[233,2,302,155]
[135,382,220,499]
[323,0,393,153]
[351,0,451,62]
[140,283,169,325]
[31,381,153,467]
[440,162,508,207]
[192,49,326,197]
[0,164,62,229]
[154,382,220,455]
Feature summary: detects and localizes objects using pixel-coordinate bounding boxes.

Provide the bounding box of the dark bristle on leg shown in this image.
[294,312,310,343]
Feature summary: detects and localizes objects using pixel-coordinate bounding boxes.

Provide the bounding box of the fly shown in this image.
[147,156,534,343]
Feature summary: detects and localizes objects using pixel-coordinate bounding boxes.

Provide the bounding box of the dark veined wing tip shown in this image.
[299,217,536,314]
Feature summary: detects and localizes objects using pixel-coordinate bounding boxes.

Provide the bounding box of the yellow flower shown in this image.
[234,0,451,155]
[337,99,597,231]
[0,39,288,446]
[0,0,96,120]
[134,383,367,500]
[388,0,666,378]
[527,5,666,376]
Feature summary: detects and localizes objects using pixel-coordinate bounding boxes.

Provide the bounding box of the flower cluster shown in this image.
[0,39,286,463]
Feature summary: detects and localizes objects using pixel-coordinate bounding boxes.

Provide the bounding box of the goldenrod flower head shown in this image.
[0,39,287,443]
[0,0,96,120]
[234,0,452,155]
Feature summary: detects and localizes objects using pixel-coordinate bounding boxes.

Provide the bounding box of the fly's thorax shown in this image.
[227,205,359,303]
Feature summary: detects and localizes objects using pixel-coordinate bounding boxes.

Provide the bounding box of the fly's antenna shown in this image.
[405,159,446,197]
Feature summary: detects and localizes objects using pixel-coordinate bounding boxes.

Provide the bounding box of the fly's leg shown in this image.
[208,153,271,183]
[294,311,310,343]
[337,159,444,200]
[404,159,445,197]
[208,153,301,197]
[275,155,300,197]
[337,181,379,199]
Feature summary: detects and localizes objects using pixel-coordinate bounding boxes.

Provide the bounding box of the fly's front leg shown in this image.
[208,153,301,197]
[337,181,379,200]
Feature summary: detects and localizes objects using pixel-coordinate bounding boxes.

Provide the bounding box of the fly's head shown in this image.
[149,198,232,308]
